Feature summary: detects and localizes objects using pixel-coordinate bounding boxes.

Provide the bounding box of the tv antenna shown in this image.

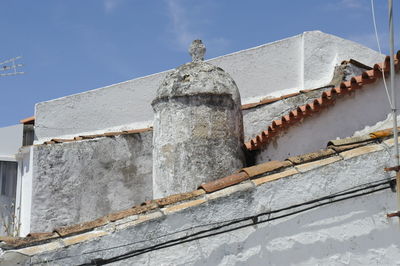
[0,56,24,77]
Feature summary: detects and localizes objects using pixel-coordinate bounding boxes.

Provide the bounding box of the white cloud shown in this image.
[165,0,230,56]
[104,0,124,14]
[323,0,368,11]
[166,0,198,50]
[340,0,363,9]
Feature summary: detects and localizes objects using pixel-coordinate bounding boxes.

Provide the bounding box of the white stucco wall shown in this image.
[15,140,400,265]
[0,124,23,161]
[15,146,33,237]
[255,76,398,163]
[302,31,385,90]
[34,31,383,143]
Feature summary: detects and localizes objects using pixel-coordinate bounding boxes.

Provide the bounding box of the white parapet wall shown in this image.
[0,124,23,161]
[34,31,384,143]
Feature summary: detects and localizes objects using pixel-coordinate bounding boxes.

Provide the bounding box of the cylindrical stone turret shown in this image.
[151,40,245,198]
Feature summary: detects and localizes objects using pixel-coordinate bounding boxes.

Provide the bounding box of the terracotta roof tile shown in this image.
[287,148,336,165]
[244,52,400,151]
[241,160,292,178]
[106,201,159,222]
[54,216,109,237]
[0,232,60,249]
[200,172,249,193]
[328,141,375,153]
[156,189,205,207]
[3,54,398,252]
[20,116,35,125]
[327,135,373,146]
[241,102,260,110]
[370,127,399,139]
[0,133,394,250]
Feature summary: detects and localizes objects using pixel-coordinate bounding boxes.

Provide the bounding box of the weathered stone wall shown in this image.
[152,61,245,197]
[21,140,400,265]
[30,132,153,232]
[0,195,15,236]
[0,161,17,237]
[153,95,244,197]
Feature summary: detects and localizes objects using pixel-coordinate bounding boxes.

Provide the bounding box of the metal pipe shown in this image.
[388,0,400,219]
[389,0,399,166]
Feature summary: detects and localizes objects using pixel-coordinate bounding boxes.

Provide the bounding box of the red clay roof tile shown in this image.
[241,160,292,178]
[244,52,400,151]
[200,172,249,193]
[20,116,35,125]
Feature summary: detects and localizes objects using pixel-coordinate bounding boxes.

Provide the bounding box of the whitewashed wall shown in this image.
[17,140,400,265]
[302,31,385,90]
[0,124,23,161]
[34,31,383,143]
[15,146,33,237]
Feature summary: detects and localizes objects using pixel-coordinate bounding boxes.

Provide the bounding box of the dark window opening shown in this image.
[0,161,17,198]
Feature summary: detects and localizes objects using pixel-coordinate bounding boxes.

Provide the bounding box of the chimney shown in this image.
[151,40,245,198]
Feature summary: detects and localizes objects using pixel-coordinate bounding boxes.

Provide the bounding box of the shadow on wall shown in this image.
[194,191,396,265]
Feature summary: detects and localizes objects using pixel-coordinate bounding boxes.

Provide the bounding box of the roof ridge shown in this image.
[244,53,399,151]
[40,127,153,145]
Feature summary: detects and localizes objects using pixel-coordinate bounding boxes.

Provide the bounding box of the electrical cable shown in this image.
[31,177,393,265]
[85,183,391,265]
[371,0,394,109]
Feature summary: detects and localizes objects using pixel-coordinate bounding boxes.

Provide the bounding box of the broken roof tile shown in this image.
[287,148,336,165]
[106,201,158,222]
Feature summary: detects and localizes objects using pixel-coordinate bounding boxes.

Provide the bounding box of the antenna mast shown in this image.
[0,56,24,77]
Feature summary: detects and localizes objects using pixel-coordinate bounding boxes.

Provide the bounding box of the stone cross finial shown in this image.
[189,40,206,62]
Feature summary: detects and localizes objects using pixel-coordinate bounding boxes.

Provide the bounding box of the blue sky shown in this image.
[0,0,396,127]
